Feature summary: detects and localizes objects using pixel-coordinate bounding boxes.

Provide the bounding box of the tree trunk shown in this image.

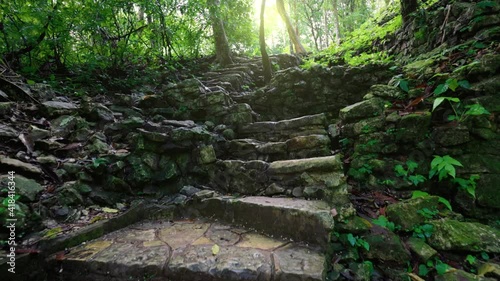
[332,0,341,44]
[259,0,272,83]
[208,0,233,66]
[401,0,418,23]
[276,0,306,54]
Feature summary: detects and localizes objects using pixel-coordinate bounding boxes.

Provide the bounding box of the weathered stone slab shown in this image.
[428,220,500,253]
[0,156,42,174]
[54,219,326,281]
[198,196,334,246]
[274,244,324,281]
[268,155,342,174]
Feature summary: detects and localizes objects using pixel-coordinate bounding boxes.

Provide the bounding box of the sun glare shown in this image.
[253,0,288,53]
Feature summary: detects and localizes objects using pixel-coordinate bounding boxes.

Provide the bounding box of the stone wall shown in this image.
[338,53,500,218]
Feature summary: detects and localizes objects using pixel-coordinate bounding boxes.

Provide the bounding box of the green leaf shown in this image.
[443,155,463,167]
[394,164,407,177]
[399,79,409,92]
[435,261,450,275]
[406,160,418,173]
[430,156,444,169]
[358,239,370,251]
[446,78,459,91]
[438,197,453,211]
[212,244,220,255]
[26,79,36,85]
[465,104,490,116]
[347,233,356,247]
[432,97,446,111]
[412,190,430,199]
[418,264,429,276]
[434,84,448,95]
[481,252,490,260]
[466,255,476,265]
[408,175,426,186]
[458,80,471,89]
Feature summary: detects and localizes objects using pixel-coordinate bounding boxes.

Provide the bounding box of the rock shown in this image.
[476,174,500,209]
[0,175,43,202]
[339,98,385,122]
[0,156,42,174]
[303,186,324,199]
[209,160,269,194]
[0,124,18,138]
[269,155,342,174]
[0,102,14,115]
[88,103,115,122]
[286,134,330,151]
[406,237,438,261]
[194,190,215,200]
[386,196,441,230]
[433,124,470,146]
[42,101,78,116]
[180,185,201,197]
[30,126,51,140]
[363,232,411,264]
[222,128,235,140]
[292,187,303,197]
[335,216,372,235]
[428,220,500,253]
[397,112,431,142]
[274,244,324,281]
[369,84,405,100]
[52,206,70,218]
[57,182,84,206]
[51,115,77,138]
[197,145,216,164]
[435,269,496,281]
[264,183,285,195]
[162,120,196,128]
[200,196,334,246]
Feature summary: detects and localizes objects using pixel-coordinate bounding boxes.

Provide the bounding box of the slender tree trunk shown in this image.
[332,0,341,44]
[259,0,272,83]
[208,0,233,66]
[276,0,306,54]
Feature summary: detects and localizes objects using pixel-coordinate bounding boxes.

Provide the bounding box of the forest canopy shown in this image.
[1,0,423,75]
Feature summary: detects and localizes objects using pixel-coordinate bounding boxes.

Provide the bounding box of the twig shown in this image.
[440,5,452,44]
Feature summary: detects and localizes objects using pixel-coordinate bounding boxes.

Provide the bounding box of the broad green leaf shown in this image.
[394,164,407,177]
[418,264,429,276]
[443,155,463,167]
[466,255,476,265]
[481,252,490,260]
[446,78,459,91]
[406,160,418,172]
[212,244,220,255]
[27,79,36,85]
[412,190,430,199]
[347,233,356,246]
[458,80,471,89]
[444,164,456,178]
[438,197,452,211]
[433,84,448,95]
[435,261,450,275]
[399,79,409,92]
[433,97,446,111]
[465,104,490,116]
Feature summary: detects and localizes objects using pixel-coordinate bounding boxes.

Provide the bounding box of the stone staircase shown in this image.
[48,59,347,281]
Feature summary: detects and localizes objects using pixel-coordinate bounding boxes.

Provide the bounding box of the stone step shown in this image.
[50,219,324,281]
[238,113,327,142]
[217,134,331,161]
[207,155,346,198]
[182,196,334,247]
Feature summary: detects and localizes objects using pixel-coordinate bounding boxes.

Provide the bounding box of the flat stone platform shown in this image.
[49,219,325,281]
